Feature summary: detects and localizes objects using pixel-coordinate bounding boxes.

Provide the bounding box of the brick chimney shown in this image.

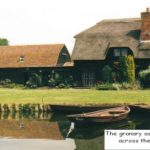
[141,8,150,41]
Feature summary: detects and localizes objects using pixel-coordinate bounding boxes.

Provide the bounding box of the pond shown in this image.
[0,111,149,150]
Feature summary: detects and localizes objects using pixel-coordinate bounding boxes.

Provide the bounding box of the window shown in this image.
[114,48,128,57]
[19,56,25,62]
[114,49,120,57]
[82,71,95,87]
[122,49,127,56]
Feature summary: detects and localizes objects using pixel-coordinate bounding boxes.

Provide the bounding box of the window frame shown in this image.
[113,48,128,57]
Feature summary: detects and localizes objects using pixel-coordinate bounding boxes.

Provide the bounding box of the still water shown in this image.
[0,111,149,150]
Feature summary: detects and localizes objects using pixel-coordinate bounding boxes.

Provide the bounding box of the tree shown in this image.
[119,55,135,82]
[126,55,135,82]
[0,38,9,46]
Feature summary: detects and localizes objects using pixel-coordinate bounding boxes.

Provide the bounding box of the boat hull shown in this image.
[130,104,150,116]
[67,106,130,124]
[68,114,129,124]
[50,104,120,114]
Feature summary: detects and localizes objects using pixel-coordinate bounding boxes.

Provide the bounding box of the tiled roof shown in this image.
[0,44,70,68]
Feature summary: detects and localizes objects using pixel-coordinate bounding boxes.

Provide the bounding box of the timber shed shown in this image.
[0,44,72,85]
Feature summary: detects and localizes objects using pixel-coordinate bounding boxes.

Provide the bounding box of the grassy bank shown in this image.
[0,88,149,104]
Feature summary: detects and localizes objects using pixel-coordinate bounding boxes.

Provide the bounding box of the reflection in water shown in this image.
[0,112,150,150]
[66,122,75,138]
[0,111,52,120]
[0,119,64,139]
[75,136,104,150]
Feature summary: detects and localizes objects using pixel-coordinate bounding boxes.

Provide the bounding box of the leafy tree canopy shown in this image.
[0,38,9,46]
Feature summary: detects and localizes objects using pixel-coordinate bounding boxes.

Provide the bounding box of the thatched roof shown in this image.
[72,18,150,60]
[0,44,71,68]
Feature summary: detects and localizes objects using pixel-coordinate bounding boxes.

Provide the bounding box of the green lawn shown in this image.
[0,88,149,104]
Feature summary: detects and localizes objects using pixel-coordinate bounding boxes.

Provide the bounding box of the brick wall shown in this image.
[141,8,150,41]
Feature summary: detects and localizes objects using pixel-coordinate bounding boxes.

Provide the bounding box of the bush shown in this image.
[121,81,141,90]
[96,83,118,90]
[63,75,75,87]
[54,72,62,85]
[26,73,42,88]
[96,81,141,90]
[0,79,13,88]
[119,57,127,82]
[56,83,67,88]
[26,80,37,88]
[112,83,122,90]
[48,73,77,88]
[48,72,62,87]
[48,78,56,87]
[126,55,135,82]
[0,79,24,88]
[102,65,112,82]
[139,67,150,87]
[119,55,135,82]
[0,79,11,85]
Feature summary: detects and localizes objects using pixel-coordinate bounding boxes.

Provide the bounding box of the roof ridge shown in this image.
[0,43,65,47]
[99,18,140,23]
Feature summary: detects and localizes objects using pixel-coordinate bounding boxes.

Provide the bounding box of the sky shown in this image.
[0,0,150,53]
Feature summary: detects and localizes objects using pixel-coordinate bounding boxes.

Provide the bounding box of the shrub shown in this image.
[139,67,150,87]
[96,83,117,90]
[0,79,11,85]
[0,79,24,88]
[54,72,62,85]
[112,83,122,90]
[48,73,77,88]
[26,81,37,88]
[119,55,135,82]
[119,57,127,82]
[48,72,62,87]
[96,81,141,91]
[26,73,42,88]
[121,81,141,90]
[63,75,75,87]
[48,78,56,87]
[101,65,112,82]
[0,79,13,88]
[126,55,135,82]
[56,83,67,88]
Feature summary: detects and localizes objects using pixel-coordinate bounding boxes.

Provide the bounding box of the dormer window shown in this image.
[121,49,127,56]
[114,48,120,57]
[19,56,25,62]
[114,48,127,57]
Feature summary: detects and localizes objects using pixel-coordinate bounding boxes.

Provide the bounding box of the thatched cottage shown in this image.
[72,8,150,86]
[0,44,72,85]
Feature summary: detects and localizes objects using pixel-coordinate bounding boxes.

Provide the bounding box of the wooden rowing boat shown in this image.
[67,106,130,124]
[50,104,120,114]
[129,104,150,115]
